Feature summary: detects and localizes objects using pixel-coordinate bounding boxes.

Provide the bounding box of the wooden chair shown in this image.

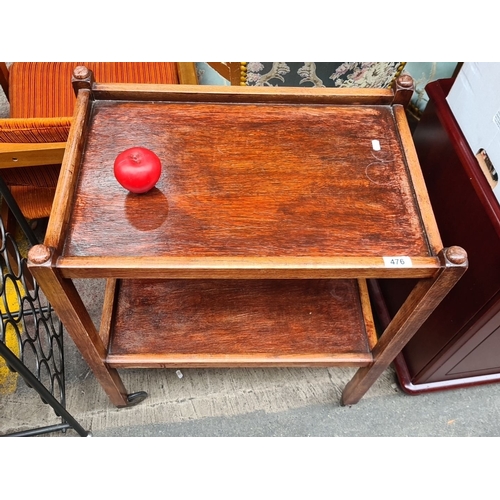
[207,62,405,87]
[0,62,197,228]
[206,63,246,85]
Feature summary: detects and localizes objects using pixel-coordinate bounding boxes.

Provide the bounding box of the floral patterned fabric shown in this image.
[246,62,404,88]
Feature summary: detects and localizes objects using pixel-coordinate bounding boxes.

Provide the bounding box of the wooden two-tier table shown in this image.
[27,68,468,408]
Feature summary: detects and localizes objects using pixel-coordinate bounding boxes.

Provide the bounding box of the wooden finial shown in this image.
[73,65,91,80]
[72,65,94,96]
[392,73,414,108]
[28,244,52,265]
[445,246,468,266]
[396,73,414,89]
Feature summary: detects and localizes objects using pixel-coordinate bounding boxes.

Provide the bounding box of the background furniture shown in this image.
[27,69,466,408]
[0,175,89,436]
[202,62,461,126]
[202,63,243,85]
[403,62,460,120]
[0,62,197,227]
[204,62,405,88]
[374,78,500,394]
[245,62,404,88]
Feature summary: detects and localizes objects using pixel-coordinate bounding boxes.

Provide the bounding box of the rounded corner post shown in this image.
[72,65,95,97]
[27,244,130,408]
[28,243,54,267]
[342,244,468,406]
[392,73,415,108]
[442,245,468,268]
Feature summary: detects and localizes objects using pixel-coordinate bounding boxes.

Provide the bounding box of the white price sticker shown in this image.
[383,256,413,268]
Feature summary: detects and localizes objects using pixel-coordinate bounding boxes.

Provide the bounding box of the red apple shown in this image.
[113,146,162,194]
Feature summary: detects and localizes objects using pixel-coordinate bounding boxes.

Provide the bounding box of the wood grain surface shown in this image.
[28,81,460,407]
[63,100,429,260]
[107,278,374,366]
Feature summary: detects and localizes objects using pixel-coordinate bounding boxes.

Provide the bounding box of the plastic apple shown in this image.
[113,147,162,194]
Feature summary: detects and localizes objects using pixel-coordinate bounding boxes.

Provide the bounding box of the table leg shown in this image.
[341,246,468,406]
[27,245,132,407]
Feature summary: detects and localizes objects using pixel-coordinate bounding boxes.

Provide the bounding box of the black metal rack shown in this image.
[0,176,90,437]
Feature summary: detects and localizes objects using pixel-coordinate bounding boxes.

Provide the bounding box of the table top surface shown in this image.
[61,98,433,263]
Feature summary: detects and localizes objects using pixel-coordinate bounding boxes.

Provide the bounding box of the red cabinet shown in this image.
[375,78,500,394]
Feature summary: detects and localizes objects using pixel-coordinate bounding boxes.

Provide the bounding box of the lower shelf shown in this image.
[104,278,376,368]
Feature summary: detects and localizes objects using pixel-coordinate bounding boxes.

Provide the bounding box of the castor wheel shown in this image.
[126,391,148,406]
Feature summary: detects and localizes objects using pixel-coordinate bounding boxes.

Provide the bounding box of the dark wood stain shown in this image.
[26,77,469,407]
[63,100,428,258]
[109,279,371,358]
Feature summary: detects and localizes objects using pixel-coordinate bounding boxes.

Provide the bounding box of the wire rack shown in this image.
[0,177,90,437]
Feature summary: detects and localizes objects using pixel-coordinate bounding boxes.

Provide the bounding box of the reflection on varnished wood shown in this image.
[109,279,372,357]
[65,100,429,258]
[124,188,168,231]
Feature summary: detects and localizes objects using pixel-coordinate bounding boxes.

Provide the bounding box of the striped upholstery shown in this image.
[1,62,180,220]
[0,117,71,142]
[9,62,179,118]
[6,186,58,220]
[1,165,60,188]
